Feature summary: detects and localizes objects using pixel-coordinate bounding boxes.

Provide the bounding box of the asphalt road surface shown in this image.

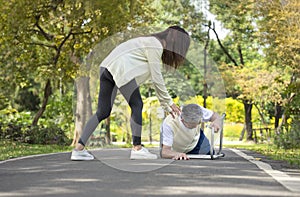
[0,148,300,197]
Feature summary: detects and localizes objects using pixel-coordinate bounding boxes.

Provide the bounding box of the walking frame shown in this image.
[187,113,226,160]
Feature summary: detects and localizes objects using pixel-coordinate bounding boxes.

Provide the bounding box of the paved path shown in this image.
[0,148,300,197]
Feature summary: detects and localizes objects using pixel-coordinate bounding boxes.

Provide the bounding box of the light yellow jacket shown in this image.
[100,36,173,112]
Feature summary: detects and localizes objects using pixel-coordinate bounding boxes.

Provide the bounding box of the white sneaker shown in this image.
[71,149,94,161]
[130,147,158,160]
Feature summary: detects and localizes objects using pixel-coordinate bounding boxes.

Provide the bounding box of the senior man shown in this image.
[160,104,222,160]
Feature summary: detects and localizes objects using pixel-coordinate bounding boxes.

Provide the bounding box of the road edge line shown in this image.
[230,148,300,193]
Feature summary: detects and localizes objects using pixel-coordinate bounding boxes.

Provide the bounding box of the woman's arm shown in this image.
[146,40,180,116]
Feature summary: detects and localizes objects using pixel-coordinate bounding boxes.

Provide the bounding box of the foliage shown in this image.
[40,91,74,134]
[225,143,300,168]
[0,140,72,161]
[0,109,71,145]
[14,83,41,112]
[28,125,71,145]
[255,1,300,109]
[275,117,300,149]
[208,0,263,140]
[255,0,300,74]
[0,0,136,125]
[209,0,259,66]
[0,0,299,155]
[255,0,300,148]
[224,97,244,123]
[145,0,205,37]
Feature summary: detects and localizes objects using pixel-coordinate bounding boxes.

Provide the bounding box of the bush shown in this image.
[275,116,300,149]
[0,109,71,145]
[26,125,71,145]
[0,121,24,142]
[1,123,71,145]
[0,109,31,142]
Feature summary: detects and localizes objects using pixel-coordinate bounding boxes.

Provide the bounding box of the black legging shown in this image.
[78,68,143,146]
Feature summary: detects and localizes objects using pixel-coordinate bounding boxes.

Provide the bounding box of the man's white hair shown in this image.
[181,104,202,123]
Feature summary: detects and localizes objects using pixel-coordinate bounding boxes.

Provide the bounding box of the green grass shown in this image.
[223,122,300,168]
[0,140,72,161]
[224,142,300,168]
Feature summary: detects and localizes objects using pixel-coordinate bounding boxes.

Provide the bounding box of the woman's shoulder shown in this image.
[131,36,163,48]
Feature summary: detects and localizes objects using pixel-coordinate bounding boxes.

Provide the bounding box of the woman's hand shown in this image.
[170,103,181,118]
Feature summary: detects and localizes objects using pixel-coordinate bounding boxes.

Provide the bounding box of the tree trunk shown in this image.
[276,92,296,135]
[243,100,253,141]
[274,103,282,129]
[32,79,52,126]
[254,103,266,125]
[203,27,209,109]
[71,76,92,146]
[239,124,246,141]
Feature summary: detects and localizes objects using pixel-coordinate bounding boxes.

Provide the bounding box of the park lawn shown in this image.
[0,140,73,161]
[224,142,300,169]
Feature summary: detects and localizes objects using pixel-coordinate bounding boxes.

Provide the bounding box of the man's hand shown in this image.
[209,112,222,133]
[172,153,189,160]
[162,145,189,160]
[210,121,221,132]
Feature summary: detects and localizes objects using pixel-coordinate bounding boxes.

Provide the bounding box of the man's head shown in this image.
[181,104,202,129]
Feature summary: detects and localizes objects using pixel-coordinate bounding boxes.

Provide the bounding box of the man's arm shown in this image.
[161,144,189,160]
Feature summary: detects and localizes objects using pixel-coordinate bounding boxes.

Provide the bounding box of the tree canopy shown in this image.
[0,0,299,146]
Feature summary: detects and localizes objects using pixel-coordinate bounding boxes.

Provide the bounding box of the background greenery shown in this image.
[0,0,299,167]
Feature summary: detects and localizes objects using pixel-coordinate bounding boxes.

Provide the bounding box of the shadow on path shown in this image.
[0,148,299,197]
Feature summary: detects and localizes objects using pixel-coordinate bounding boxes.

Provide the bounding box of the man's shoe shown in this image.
[130,147,158,160]
[71,149,94,161]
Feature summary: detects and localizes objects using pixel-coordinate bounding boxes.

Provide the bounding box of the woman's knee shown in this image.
[130,98,143,111]
[96,108,111,121]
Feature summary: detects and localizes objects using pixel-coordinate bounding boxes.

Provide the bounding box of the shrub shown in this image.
[224,97,244,123]
[26,125,71,145]
[0,109,71,145]
[275,116,300,149]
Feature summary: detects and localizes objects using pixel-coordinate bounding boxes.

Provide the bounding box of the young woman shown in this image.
[71,26,190,160]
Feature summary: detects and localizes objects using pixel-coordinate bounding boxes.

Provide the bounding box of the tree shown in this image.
[255,0,300,148]
[209,0,260,140]
[1,0,100,124]
[1,0,136,144]
[255,0,300,125]
[0,0,212,145]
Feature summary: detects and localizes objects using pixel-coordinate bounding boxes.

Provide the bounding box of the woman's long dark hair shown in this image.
[152,26,190,69]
